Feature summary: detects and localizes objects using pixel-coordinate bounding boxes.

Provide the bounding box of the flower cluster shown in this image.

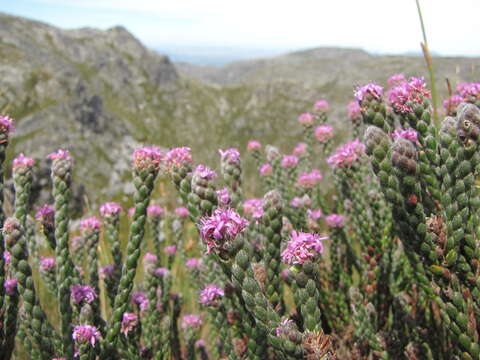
[12,153,34,169]
[243,198,264,220]
[155,267,169,277]
[164,147,192,169]
[0,115,14,134]
[347,101,362,122]
[216,187,231,206]
[387,73,406,87]
[71,285,97,304]
[72,325,101,347]
[132,291,149,310]
[132,146,163,171]
[296,169,323,188]
[281,155,299,169]
[354,83,384,103]
[175,207,189,218]
[35,204,55,226]
[292,142,307,156]
[443,94,463,114]
[164,245,177,256]
[307,209,323,221]
[47,149,71,161]
[199,284,225,306]
[4,279,17,295]
[147,205,164,218]
[200,208,249,254]
[100,264,116,280]
[456,82,480,100]
[281,231,327,265]
[100,202,122,217]
[314,125,334,142]
[259,163,273,176]
[247,140,262,152]
[121,313,138,336]
[186,258,201,269]
[391,128,418,143]
[219,148,241,164]
[181,314,203,330]
[388,77,431,114]
[298,112,314,126]
[80,216,102,232]
[290,195,311,208]
[39,257,56,271]
[313,99,330,113]
[325,214,346,228]
[194,164,217,180]
[327,139,366,168]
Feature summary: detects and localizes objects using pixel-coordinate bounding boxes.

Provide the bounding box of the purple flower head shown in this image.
[443,94,463,114]
[388,77,431,114]
[39,257,56,272]
[181,314,202,330]
[347,101,362,122]
[175,207,189,218]
[387,73,406,87]
[199,284,225,306]
[281,155,299,169]
[313,99,330,113]
[155,267,170,277]
[243,198,264,219]
[216,187,231,206]
[247,140,262,152]
[147,205,164,218]
[354,83,384,103]
[80,216,102,233]
[128,207,135,217]
[121,312,138,336]
[296,169,323,189]
[47,149,71,161]
[165,147,192,170]
[307,209,323,221]
[131,292,148,306]
[290,197,303,208]
[327,139,366,168]
[100,202,122,217]
[4,279,17,295]
[3,251,10,265]
[293,142,307,156]
[71,285,97,304]
[144,252,158,265]
[275,318,294,337]
[100,264,115,280]
[72,325,101,347]
[164,245,177,256]
[281,231,327,265]
[132,146,163,171]
[457,82,480,100]
[259,163,273,176]
[200,208,249,254]
[186,257,201,269]
[219,148,241,164]
[0,115,14,134]
[391,129,419,144]
[195,339,206,348]
[12,153,34,169]
[325,214,346,228]
[314,125,334,143]
[194,164,217,180]
[298,112,314,126]
[35,204,55,226]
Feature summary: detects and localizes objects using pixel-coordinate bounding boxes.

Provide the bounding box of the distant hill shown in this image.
[1,12,479,206]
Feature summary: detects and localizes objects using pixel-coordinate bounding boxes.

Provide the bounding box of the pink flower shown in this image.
[132,146,163,171]
[307,209,323,221]
[186,258,201,269]
[387,73,406,87]
[71,285,97,304]
[12,153,34,169]
[4,279,17,295]
[290,197,303,208]
[327,139,366,168]
[456,82,480,100]
[347,101,362,122]
[219,148,241,164]
[281,155,299,169]
[100,202,122,217]
[296,169,322,188]
[47,149,71,161]
[388,77,431,114]
[80,216,102,232]
[155,267,169,277]
[3,251,10,265]
[247,140,262,152]
[292,142,307,156]
[147,205,164,218]
[0,115,14,134]
[195,339,206,348]
[325,214,346,228]
[313,99,330,113]
[443,94,463,113]
[128,207,135,217]
[165,147,192,169]
[259,163,273,176]
[281,231,327,265]
[164,245,177,256]
[200,208,249,254]
[100,264,115,279]
[175,207,189,218]
[35,204,55,226]
[216,187,231,206]
[72,325,101,347]
[243,198,264,220]
[391,129,418,143]
[298,112,314,126]
[121,312,138,336]
[194,164,217,180]
[144,252,158,265]
[181,314,202,330]
[314,125,334,142]
[39,257,55,271]
[199,284,225,306]
[131,292,147,306]
[354,83,384,103]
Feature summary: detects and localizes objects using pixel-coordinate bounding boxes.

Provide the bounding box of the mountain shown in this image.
[1,12,479,208]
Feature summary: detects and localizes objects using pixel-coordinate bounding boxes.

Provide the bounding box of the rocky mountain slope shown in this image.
[1,12,479,206]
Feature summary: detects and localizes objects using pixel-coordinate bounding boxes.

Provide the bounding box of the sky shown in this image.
[2,0,480,63]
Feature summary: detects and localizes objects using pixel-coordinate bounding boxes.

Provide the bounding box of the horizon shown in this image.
[1,1,480,65]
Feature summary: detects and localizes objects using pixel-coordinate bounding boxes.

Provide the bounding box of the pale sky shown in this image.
[2,0,480,57]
